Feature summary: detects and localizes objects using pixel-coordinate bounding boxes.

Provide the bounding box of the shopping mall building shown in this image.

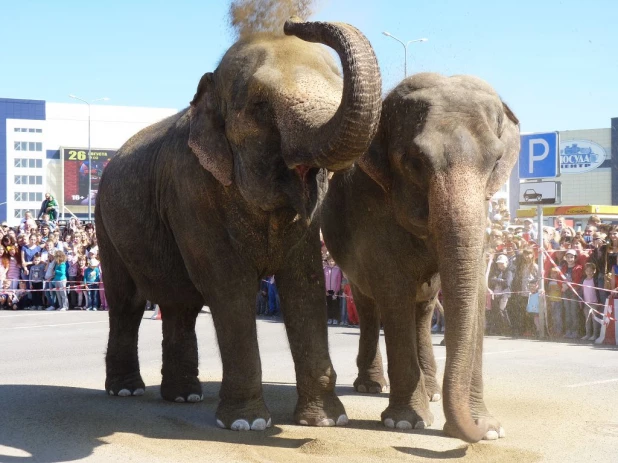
[0,97,176,225]
[1,96,617,227]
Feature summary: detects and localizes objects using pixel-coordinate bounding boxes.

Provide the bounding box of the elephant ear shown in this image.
[188,72,233,186]
[357,127,392,192]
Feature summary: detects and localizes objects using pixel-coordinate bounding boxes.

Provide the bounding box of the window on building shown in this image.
[13,141,43,151]
[14,192,23,201]
[36,159,42,168]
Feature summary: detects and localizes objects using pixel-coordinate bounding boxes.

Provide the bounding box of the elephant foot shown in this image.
[381,403,434,430]
[216,397,272,431]
[353,375,388,394]
[105,371,146,397]
[443,417,505,441]
[161,375,203,403]
[294,391,348,427]
[423,375,442,402]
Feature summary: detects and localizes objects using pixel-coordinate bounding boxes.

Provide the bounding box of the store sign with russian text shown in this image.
[559,139,606,174]
[62,147,116,206]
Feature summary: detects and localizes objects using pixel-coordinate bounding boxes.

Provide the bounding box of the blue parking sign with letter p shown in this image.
[519,132,559,179]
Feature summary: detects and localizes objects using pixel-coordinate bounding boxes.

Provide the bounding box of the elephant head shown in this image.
[359,73,520,442]
[189,17,382,220]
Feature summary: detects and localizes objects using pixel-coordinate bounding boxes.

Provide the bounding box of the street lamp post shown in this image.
[68,95,109,222]
[382,32,428,78]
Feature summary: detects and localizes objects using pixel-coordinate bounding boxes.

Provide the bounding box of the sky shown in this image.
[1,0,616,133]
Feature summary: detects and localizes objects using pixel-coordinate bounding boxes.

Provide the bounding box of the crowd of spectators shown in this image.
[0,200,104,311]
[486,209,616,345]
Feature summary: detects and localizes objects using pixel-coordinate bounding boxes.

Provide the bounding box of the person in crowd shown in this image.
[38,193,58,221]
[546,267,563,338]
[98,263,107,311]
[488,229,505,253]
[15,280,32,310]
[487,253,512,336]
[508,247,539,337]
[554,216,566,235]
[18,211,34,234]
[44,251,56,310]
[343,280,359,327]
[581,262,601,342]
[522,218,536,242]
[2,244,22,290]
[67,217,81,235]
[29,253,46,310]
[589,232,610,305]
[266,275,280,317]
[0,292,15,310]
[21,233,41,284]
[53,250,69,311]
[324,257,342,325]
[583,224,597,246]
[339,273,349,326]
[39,223,51,243]
[83,257,101,311]
[561,249,583,339]
[255,278,268,316]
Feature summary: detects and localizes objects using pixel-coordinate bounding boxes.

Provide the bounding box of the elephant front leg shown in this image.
[210,293,271,431]
[416,298,442,402]
[352,284,388,393]
[381,294,433,430]
[160,305,204,403]
[276,236,347,427]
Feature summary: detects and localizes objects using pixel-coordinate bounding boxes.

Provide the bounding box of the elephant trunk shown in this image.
[283,17,382,171]
[429,173,488,443]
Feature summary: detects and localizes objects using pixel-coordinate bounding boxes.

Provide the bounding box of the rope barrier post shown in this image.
[537,203,547,337]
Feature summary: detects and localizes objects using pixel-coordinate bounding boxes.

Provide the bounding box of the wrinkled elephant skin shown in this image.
[96,18,381,431]
[322,73,520,442]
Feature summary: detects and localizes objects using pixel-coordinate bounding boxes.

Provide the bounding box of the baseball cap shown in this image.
[565,249,577,256]
[496,254,509,264]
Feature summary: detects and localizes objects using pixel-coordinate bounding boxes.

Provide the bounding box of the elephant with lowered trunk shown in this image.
[96,18,381,431]
[321,73,520,443]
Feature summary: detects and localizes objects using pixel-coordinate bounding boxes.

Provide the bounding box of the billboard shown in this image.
[62,148,116,206]
[559,139,606,174]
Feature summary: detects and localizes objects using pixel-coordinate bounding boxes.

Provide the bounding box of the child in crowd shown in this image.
[53,250,69,311]
[3,245,22,289]
[44,252,56,310]
[15,280,32,310]
[561,249,583,339]
[29,253,46,310]
[546,267,563,338]
[581,262,601,342]
[83,258,101,311]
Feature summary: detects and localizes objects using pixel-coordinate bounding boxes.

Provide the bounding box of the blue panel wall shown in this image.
[612,118,618,206]
[0,98,46,221]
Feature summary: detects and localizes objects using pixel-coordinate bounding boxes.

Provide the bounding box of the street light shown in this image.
[68,95,109,222]
[382,32,428,78]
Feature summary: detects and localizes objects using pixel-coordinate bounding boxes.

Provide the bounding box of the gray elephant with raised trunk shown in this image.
[96,17,382,431]
[321,73,520,442]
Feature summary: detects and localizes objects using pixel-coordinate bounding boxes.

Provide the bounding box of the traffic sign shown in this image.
[519,132,559,180]
[519,181,561,205]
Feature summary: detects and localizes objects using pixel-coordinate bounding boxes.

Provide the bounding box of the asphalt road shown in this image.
[0,310,617,463]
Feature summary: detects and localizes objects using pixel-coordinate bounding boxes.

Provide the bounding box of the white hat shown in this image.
[523,218,533,224]
[565,249,577,256]
[496,254,509,264]
[89,258,100,267]
[492,214,502,222]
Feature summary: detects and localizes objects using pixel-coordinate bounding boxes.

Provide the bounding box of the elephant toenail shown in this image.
[299,420,309,425]
[396,421,413,430]
[336,414,348,426]
[431,393,441,402]
[382,386,388,392]
[266,418,272,427]
[118,389,131,397]
[216,419,226,429]
[499,427,506,438]
[369,386,381,393]
[132,388,145,396]
[317,418,335,427]
[174,397,185,403]
[231,419,250,431]
[108,390,114,396]
[484,430,499,440]
[384,418,395,429]
[414,421,426,430]
[357,385,367,393]
[187,394,202,403]
[251,418,267,431]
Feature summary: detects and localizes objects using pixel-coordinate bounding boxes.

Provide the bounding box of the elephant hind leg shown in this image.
[101,239,147,397]
[417,298,442,402]
[352,284,388,394]
[160,304,204,403]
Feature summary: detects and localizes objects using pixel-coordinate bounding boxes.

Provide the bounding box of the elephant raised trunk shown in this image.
[282,17,382,171]
[430,172,488,443]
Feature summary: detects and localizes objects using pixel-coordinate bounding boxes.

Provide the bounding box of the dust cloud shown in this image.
[228,0,320,40]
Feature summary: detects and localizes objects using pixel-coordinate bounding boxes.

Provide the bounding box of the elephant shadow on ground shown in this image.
[0,382,312,463]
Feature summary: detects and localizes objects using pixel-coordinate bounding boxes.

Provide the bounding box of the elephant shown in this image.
[320,73,520,442]
[95,17,382,431]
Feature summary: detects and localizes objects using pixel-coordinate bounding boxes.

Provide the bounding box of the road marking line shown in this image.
[5,321,108,329]
[564,378,618,388]
[434,350,525,361]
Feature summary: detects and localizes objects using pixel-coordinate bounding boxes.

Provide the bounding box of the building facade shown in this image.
[0,98,177,225]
